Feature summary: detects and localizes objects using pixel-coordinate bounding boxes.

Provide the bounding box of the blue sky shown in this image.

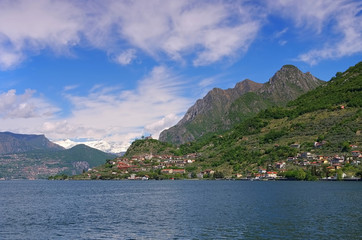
[0,0,361,151]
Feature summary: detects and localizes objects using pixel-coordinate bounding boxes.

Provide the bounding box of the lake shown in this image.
[0,180,361,239]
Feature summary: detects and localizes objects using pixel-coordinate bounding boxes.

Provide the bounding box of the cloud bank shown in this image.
[0,66,190,150]
[0,0,360,68]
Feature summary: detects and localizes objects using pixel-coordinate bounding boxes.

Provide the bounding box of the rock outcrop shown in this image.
[159,65,323,144]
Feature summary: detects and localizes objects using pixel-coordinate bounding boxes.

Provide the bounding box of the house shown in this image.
[117,162,131,171]
[172,169,186,174]
[236,173,243,178]
[351,151,361,157]
[144,154,153,160]
[301,152,314,160]
[161,169,173,174]
[259,169,267,174]
[331,156,344,164]
[332,164,342,170]
[131,168,141,172]
[203,169,215,175]
[287,157,297,162]
[327,166,335,171]
[266,172,278,178]
[351,160,361,166]
[314,141,326,148]
[275,162,286,169]
[160,169,185,174]
[128,174,137,180]
[254,173,263,179]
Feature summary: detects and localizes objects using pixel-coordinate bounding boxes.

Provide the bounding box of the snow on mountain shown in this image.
[53,139,126,154]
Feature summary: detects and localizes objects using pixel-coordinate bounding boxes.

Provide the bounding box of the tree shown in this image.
[213,171,224,179]
[341,141,351,152]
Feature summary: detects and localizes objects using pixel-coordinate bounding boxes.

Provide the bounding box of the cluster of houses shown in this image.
[286,150,361,167]
[251,148,361,180]
[85,142,361,180]
[108,153,197,175]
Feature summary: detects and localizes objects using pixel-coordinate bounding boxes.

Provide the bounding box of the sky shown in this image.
[0,0,361,151]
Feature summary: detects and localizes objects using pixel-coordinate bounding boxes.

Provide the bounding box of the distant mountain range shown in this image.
[54,139,125,155]
[0,132,114,179]
[0,132,64,154]
[159,65,323,144]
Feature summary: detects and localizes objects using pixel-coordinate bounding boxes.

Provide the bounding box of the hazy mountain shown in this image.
[159,65,323,144]
[0,132,64,154]
[0,132,115,179]
[54,139,125,154]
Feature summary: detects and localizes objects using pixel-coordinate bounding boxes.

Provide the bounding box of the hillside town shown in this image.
[81,143,362,181]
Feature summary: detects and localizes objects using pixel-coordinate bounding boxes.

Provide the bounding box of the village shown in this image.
[83,142,362,181]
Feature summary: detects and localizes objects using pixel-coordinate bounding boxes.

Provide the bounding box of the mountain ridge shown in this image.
[54,138,125,154]
[159,64,323,144]
[0,131,64,154]
[0,132,114,179]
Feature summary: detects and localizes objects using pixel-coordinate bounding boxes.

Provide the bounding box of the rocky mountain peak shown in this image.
[159,64,323,145]
[234,79,263,93]
[260,65,323,102]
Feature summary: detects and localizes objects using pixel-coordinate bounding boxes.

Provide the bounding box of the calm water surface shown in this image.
[0,180,361,239]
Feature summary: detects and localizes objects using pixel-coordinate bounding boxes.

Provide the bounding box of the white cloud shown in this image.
[115,49,137,65]
[38,66,191,148]
[273,28,288,39]
[268,0,362,65]
[0,0,82,69]
[0,0,263,70]
[0,0,360,69]
[63,85,79,91]
[198,77,216,88]
[144,113,181,139]
[112,0,261,66]
[0,89,59,119]
[0,47,24,70]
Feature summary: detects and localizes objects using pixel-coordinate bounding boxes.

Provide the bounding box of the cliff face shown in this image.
[178,79,263,125]
[0,132,64,154]
[159,65,324,145]
[259,65,322,103]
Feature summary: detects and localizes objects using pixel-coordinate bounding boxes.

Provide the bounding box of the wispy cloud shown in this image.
[44,66,191,146]
[268,0,362,65]
[144,113,180,139]
[0,0,82,70]
[63,85,79,91]
[114,49,137,65]
[0,66,191,148]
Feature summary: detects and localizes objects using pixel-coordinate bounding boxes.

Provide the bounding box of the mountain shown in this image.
[54,139,125,154]
[119,61,361,179]
[0,132,64,154]
[180,61,361,175]
[159,65,323,144]
[0,132,115,179]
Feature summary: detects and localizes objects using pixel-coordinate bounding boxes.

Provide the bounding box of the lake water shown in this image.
[0,180,361,240]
